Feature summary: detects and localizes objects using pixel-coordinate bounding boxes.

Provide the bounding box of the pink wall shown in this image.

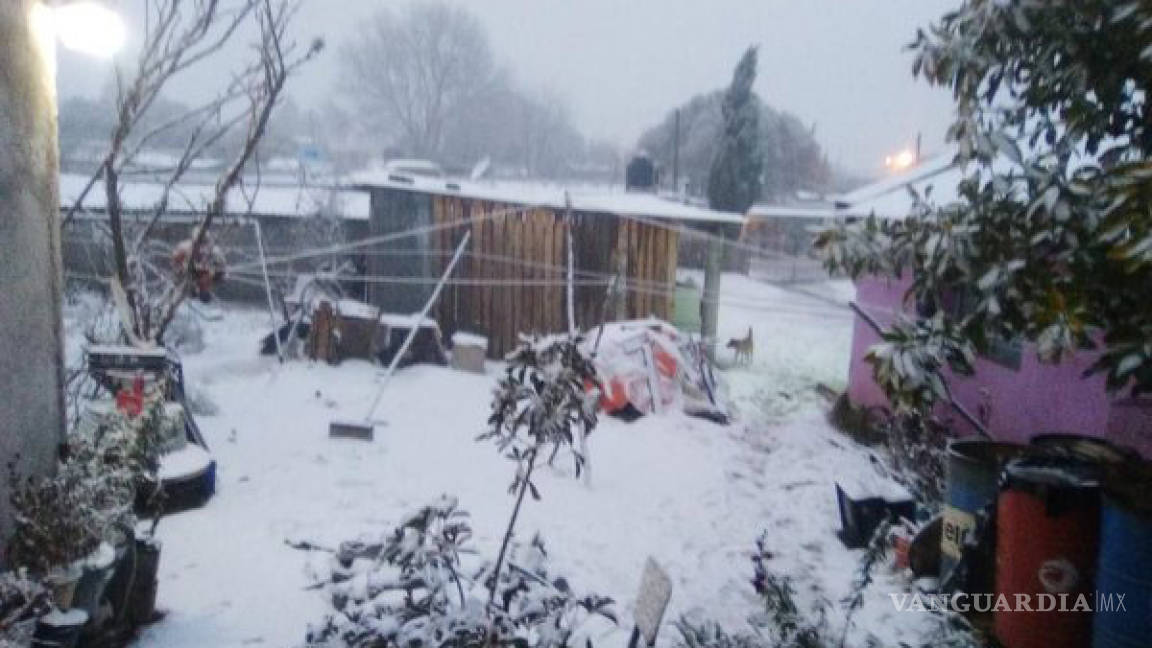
[847,277,1152,458]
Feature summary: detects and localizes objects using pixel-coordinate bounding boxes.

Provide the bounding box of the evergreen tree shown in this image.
[707,47,763,213]
[637,92,829,201]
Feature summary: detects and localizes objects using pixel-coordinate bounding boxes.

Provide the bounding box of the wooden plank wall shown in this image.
[429,196,679,358]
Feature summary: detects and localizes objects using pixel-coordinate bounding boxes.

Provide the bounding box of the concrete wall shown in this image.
[848,276,1152,458]
[0,1,66,548]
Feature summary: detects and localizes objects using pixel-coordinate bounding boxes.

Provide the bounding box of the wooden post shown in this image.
[565,193,576,335]
[701,227,724,361]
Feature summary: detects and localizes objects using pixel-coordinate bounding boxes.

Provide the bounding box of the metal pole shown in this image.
[361,231,471,423]
[251,219,283,362]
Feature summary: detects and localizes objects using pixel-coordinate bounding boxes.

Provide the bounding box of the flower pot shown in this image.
[32,609,88,648]
[102,537,136,627]
[128,539,161,626]
[43,564,82,611]
[72,542,117,620]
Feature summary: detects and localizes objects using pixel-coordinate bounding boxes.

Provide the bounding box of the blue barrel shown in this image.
[1093,497,1152,648]
[941,439,1029,593]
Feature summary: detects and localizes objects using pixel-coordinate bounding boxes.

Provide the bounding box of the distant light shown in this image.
[53,2,126,58]
[884,149,917,172]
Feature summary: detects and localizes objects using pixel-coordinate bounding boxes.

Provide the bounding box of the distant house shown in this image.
[59,171,370,299]
[350,171,743,357]
[838,156,1152,458]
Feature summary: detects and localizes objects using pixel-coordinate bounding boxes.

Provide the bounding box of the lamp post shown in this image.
[0,0,124,547]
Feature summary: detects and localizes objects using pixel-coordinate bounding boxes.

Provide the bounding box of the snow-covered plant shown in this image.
[0,569,52,642]
[6,461,103,574]
[6,401,164,573]
[749,535,826,648]
[674,619,770,648]
[882,415,951,505]
[67,399,165,533]
[836,521,890,648]
[479,337,600,606]
[817,0,1152,411]
[865,315,974,416]
[304,497,615,648]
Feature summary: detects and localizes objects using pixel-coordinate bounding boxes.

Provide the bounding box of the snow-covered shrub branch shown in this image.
[6,400,164,573]
[817,0,1152,411]
[0,570,52,644]
[303,497,615,648]
[479,336,600,606]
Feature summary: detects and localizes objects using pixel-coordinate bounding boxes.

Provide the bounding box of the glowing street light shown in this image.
[50,1,126,58]
[884,149,917,172]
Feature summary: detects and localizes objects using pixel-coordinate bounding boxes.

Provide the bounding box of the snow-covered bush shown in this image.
[749,535,827,648]
[674,620,771,648]
[6,400,163,573]
[6,462,103,574]
[304,497,615,648]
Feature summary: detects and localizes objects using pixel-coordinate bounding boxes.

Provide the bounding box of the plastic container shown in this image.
[994,459,1101,648]
[1092,474,1152,648]
[941,439,1029,593]
[32,609,88,648]
[72,542,116,618]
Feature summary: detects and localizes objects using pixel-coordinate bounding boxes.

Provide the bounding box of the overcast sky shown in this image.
[57,0,960,175]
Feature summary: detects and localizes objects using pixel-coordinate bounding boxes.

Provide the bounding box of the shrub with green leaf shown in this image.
[817,0,1152,412]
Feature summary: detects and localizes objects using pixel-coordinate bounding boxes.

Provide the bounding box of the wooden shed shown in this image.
[352,174,742,357]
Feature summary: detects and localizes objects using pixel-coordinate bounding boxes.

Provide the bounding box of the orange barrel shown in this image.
[995,459,1101,648]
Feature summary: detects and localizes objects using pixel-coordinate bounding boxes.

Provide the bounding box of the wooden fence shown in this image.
[424,195,679,357]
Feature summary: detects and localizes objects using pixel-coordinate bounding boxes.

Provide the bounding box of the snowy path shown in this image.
[89,276,940,647]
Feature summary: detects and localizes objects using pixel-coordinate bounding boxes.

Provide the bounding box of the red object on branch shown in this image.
[116,376,146,418]
[172,228,227,300]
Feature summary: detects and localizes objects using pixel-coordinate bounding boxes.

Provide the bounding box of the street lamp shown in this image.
[884,148,917,173]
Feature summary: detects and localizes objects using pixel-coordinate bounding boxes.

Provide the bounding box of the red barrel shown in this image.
[995,460,1101,648]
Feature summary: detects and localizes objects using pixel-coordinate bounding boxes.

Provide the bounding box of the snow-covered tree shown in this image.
[708,47,763,213]
[817,0,1152,411]
[637,92,829,201]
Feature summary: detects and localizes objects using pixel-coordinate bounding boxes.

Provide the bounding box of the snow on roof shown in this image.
[59,172,369,221]
[747,204,836,220]
[349,170,744,225]
[834,154,964,220]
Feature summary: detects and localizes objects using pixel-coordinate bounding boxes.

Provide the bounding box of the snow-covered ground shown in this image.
[64,274,945,647]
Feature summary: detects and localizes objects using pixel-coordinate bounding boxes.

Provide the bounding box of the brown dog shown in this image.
[726,327,754,366]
